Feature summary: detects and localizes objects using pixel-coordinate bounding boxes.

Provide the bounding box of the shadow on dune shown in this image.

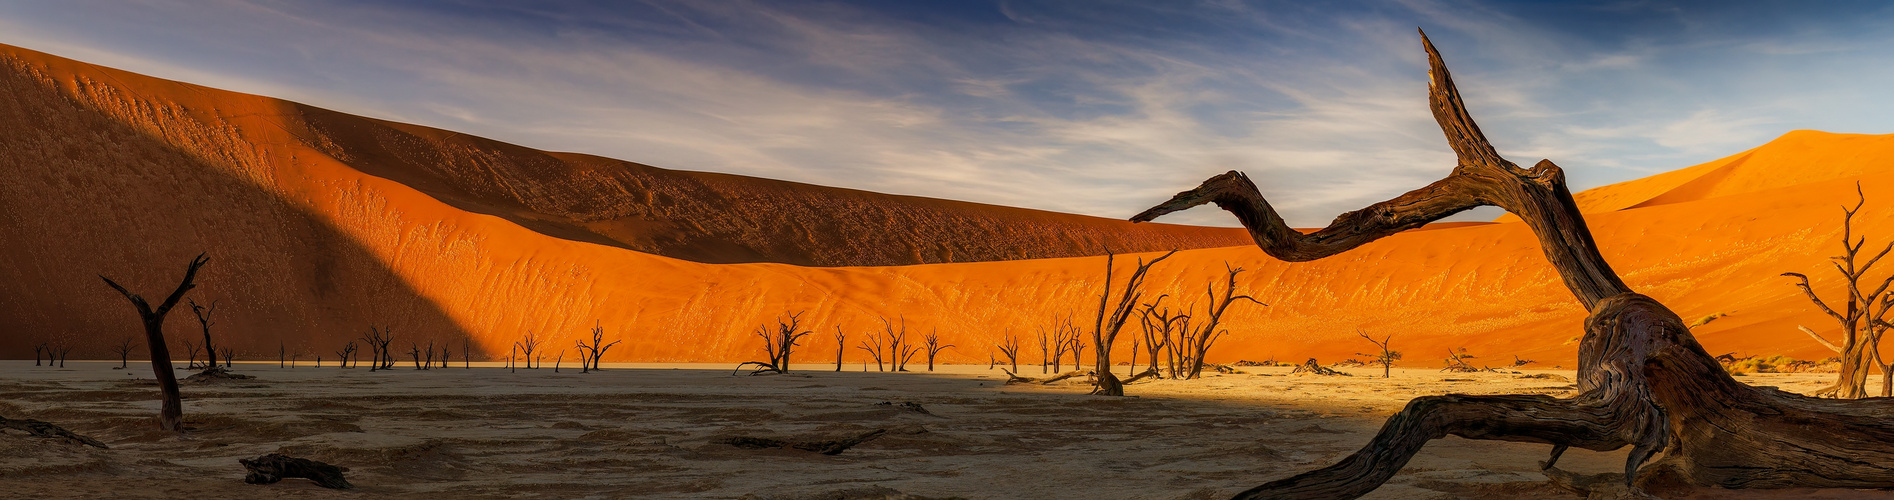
[0,53,479,360]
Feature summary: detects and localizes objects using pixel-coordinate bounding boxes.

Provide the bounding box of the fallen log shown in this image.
[720,429,888,455]
[239,453,351,489]
[0,415,107,449]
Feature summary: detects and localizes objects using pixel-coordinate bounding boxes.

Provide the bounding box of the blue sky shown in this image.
[5,1,1894,227]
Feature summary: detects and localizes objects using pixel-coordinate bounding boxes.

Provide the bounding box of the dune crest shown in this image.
[1,42,1889,368]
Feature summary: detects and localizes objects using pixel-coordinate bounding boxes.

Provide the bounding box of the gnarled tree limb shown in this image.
[1135,29,1894,499]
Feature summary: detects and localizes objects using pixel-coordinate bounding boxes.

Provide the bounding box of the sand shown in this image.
[2,360,1883,499]
[10,38,1894,371]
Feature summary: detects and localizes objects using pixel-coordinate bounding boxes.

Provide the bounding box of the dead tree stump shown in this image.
[1132,30,1894,499]
[239,453,351,489]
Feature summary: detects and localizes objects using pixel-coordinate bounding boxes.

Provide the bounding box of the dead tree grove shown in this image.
[1783,184,1894,399]
[1131,31,1894,497]
[100,253,207,432]
[1088,250,1176,396]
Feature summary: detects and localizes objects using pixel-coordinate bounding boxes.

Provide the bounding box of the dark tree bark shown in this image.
[189,298,218,370]
[834,326,847,372]
[239,453,351,489]
[1132,31,1894,498]
[1089,250,1176,396]
[101,253,207,432]
[923,328,954,371]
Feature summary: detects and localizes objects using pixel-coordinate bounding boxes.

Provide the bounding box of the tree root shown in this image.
[239,453,352,489]
[720,429,888,455]
[0,415,108,449]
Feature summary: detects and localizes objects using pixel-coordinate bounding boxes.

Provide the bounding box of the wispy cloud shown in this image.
[3,0,1894,227]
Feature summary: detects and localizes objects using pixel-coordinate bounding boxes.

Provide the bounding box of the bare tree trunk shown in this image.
[100,253,207,432]
[1134,31,1894,498]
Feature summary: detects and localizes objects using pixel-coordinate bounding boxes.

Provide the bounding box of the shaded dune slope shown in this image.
[4,42,1893,370]
[290,101,1251,267]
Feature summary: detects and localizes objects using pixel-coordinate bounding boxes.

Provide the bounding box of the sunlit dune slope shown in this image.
[1,42,1888,369]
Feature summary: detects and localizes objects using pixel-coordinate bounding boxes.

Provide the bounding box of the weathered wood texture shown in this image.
[1132,30,1894,499]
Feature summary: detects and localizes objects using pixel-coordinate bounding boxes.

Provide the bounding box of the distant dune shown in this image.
[1,42,1888,369]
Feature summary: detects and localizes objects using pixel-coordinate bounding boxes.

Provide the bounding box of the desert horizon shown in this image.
[8,3,1894,499]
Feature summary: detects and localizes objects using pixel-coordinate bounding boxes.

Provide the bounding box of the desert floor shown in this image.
[0,360,1885,499]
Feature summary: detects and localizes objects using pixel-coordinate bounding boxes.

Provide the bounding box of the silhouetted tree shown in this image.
[111,336,140,369]
[923,328,955,371]
[100,253,207,432]
[1088,250,1176,395]
[1784,183,1894,398]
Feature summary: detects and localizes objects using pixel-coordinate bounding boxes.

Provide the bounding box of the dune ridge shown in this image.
[3,42,1892,369]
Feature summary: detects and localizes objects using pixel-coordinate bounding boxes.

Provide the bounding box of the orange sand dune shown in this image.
[0,42,1885,370]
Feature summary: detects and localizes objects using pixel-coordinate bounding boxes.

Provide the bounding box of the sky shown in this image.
[4,1,1894,227]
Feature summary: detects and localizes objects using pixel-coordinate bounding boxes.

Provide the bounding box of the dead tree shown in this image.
[996,329,1022,374]
[48,342,72,368]
[111,336,139,369]
[1440,347,1480,373]
[574,321,621,373]
[409,342,433,370]
[856,329,886,371]
[1136,296,1187,380]
[1065,322,1085,372]
[183,339,203,370]
[334,342,356,369]
[34,343,45,366]
[188,298,218,369]
[1037,324,1055,373]
[553,348,565,373]
[1089,250,1177,396]
[923,328,954,371]
[514,331,541,369]
[833,327,847,372]
[1132,31,1894,497]
[100,253,208,432]
[880,316,920,371]
[1179,263,1264,379]
[1783,184,1894,398]
[360,327,395,371]
[736,312,812,375]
